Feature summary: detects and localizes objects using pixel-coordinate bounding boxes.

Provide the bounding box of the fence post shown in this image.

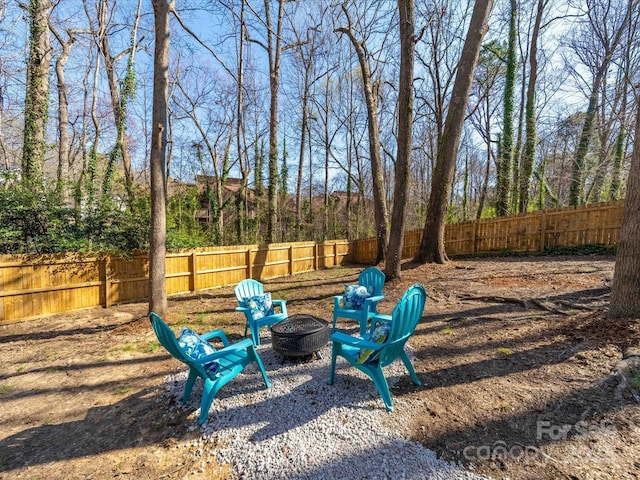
[539,210,546,252]
[472,221,479,255]
[103,256,111,308]
[314,243,318,271]
[190,251,197,291]
[289,245,294,275]
[333,242,337,266]
[246,248,252,279]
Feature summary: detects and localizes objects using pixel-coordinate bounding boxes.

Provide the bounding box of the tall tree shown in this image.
[49,22,76,199]
[608,89,640,318]
[235,0,249,244]
[496,0,517,216]
[609,0,638,200]
[97,0,139,203]
[336,3,389,264]
[468,41,504,220]
[414,0,494,264]
[290,7,325,241]
[149,0,172,316]
[568,0,630,206]
[263,0,284,243]
[518,0,548,213]
[22,0,52,189]
[385,0,416,280]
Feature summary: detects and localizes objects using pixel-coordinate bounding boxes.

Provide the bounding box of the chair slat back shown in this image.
[358,267,385,296]
[379,284,426,367]
[234,279,265,303]
[149,312,190,364]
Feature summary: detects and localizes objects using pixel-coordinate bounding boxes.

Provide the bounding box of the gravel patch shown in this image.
[157,334,490,480]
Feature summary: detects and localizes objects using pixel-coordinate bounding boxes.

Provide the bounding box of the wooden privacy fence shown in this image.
[0,200,625,324]
[0,240,351,324]
[353,200,624,264]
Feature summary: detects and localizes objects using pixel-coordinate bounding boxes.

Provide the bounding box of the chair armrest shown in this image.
[197,337,255,363]
[200,329,230,347]
[367,294,385,304]
[331,331,384,350]
[272,299,287,315]
[363,295,384,315]
[333,295,344,308]
[369,313,392,331]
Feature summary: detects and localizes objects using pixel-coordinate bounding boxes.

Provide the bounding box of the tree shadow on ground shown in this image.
[0,370,187,473]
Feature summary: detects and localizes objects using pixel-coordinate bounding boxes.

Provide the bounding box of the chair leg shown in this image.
[250,323,261,346]
[332,313,339,332]
[328,344,338,385]
[368,366,394,411]
[400,350,422,386]
[199,378,223,425]
[249,345,272,388]
[183,369,198,403]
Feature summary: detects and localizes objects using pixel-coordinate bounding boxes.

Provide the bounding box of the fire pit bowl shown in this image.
[271,314,330,357]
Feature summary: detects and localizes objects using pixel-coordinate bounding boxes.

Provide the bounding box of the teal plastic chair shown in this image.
[149,312,271,425]
[328,283,427,411]
[332,267,386,336]
[234,279,288,346]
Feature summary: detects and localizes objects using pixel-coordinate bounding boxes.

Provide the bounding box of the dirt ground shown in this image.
[1,254,639,480]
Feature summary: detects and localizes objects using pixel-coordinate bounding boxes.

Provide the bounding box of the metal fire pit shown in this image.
[271,314,330,357]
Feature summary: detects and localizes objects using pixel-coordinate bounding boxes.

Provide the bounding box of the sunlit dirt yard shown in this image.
[1,254,639,479]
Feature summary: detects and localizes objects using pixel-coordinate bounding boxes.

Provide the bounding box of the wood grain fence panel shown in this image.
[318,242,334,268]
[291,243,316,274]
[109,255,149,305]
[334,240,351,265]
[0,254,105,323]
[165,253,190,295]
[445,222,475,256]
[353,238,376,265]
[401,230,421,258]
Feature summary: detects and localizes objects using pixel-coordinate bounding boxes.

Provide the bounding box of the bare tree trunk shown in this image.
[474,90,496,221]
[519,0,546,213]
[609,88,627,200]
[296,73,309,240]
[323,78,330,241]
[97,0,140,203]
[50,25,76,199]
[569,71,603,206]
[414,0,494,264]
[149,0,172,316]
[569,0,630,206]
[385,0,415,280]
[609,91,640,318]
[610,4,635,200]
[84,36,101,216]
[22,0,52,189]
[236,0,247,244]
[496,0,517,216]
[336,5,389,263]
[264,0,285,244]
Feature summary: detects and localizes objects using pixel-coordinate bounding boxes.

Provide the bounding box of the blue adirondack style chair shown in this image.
[328,283,427,411]
[332,267,386,336]
[149,312,271,425]
[234,279,288,346]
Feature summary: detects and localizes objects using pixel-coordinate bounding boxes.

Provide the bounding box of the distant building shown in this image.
[194,176,255,225]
